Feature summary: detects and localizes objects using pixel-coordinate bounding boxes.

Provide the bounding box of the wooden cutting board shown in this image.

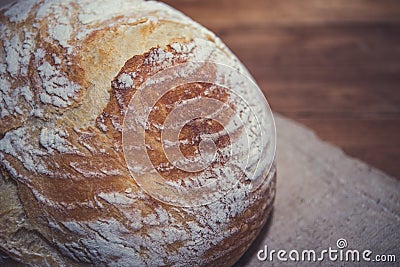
[235,114,400,266]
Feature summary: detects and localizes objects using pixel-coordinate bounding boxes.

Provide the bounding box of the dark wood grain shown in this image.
[163,0,400,178]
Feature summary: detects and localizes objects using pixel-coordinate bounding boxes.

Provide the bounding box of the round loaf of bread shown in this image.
[0,0,276,266]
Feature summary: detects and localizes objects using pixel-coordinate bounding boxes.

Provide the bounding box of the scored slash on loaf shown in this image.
[0,0,276,266]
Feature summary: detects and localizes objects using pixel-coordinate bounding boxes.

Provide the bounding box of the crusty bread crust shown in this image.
[0,1,276,266]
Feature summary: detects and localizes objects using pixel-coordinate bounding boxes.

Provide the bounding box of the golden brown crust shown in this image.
[0,1,276,266]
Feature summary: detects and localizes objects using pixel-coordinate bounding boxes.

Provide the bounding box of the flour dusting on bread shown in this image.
[0,1,276,266]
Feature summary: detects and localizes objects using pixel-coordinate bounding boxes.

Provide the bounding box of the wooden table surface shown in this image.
[163,0,400,179]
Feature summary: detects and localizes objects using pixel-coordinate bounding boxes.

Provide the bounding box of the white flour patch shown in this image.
[4,0,37,23]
